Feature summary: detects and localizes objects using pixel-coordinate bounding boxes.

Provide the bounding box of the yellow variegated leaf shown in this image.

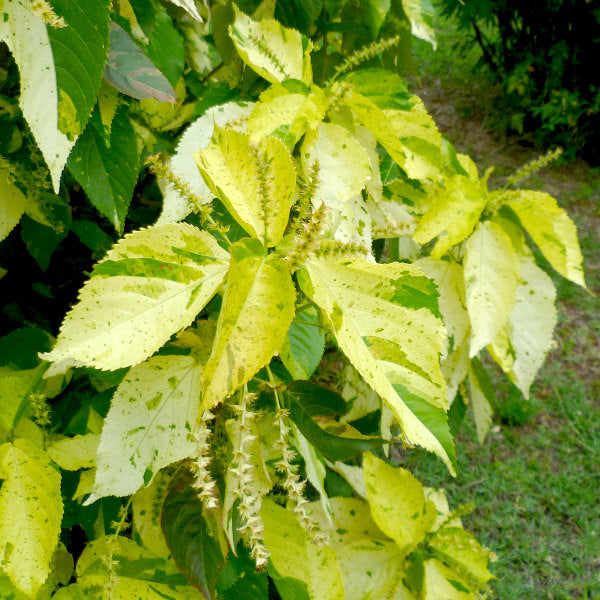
[298,257,456,473]
[501,190,585,287]
[201,239,295,409]
[76,536,203,599]
[247,87,326,148]
[468,362,493,444]
[89,354,203,501]
[0,438,63,597]
[428,527,495,588]
[132,470,172,559]
[363,453,436,553]
[464,220,519,357]
[417,258,470,402]
[301,122,371,209]
[195,128,296,246]
[311,497,411,600]
[157,101,254,225]
[47,434,100,470]
[367,197,416,239]
[495,250,557,397]
[229,6,313,85]
[41,223,229,371]
[0,166,26,242]
[402,0,436,49]
[413,174,487,258]
[423,559,474,599]
[0,0,75,192]
[261,498,344,600]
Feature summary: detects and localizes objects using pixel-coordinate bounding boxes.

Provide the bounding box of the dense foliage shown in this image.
[0,1,587,599]
[439,0,600,157]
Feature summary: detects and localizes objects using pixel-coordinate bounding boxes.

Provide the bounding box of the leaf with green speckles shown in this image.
[195,127,296,247]
[88,352,206,501]
[201,238,296,410]
[262,498,344,600]
[41,223,229,372]
[500,190,586,288]
[0,438,63,597]
[229,6,313,85]
[298,256,456,473]
[47,434,100,470]
[363,453,436,553]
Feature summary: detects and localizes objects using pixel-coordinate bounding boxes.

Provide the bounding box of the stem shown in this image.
[201,61,225,84]
[265,364,282,410]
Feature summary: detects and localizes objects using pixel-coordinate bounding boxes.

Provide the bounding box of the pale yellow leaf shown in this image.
[501,190,586,287]
[41,223,229,371]
[201,239,295,409]
[0,439,63,597]
[468,364,493,444]
[261,498,344,600]
[195,128,296,246]
[464,221,519,357]
[47,434,100,470]
[0,1,75,192]
[229,6,312,85]
[0,166,26,242]
[423,559,473,600]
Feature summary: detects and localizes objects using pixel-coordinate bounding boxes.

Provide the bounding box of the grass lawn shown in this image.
[399,7,600,599]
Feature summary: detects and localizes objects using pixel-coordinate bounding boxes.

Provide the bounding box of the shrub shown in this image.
[0,1,587,598]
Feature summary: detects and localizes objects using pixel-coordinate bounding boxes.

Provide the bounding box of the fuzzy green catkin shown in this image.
[332,35,401,80]
[506,147,563,188]
[274,408,328,546]
[230,392,270,568]
[285,204,327,272]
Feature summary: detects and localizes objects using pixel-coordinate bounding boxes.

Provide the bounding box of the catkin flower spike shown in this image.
[230,391,270,569]
[101,501,131,599]
[274,407,328,547]
[285,204,327,272]
[331,35,401,80]
[190,410,220,510]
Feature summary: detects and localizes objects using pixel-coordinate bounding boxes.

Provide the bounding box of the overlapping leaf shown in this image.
[229,6,313,85]
[0,0,75,192]
[201,239,295,409]
[195,128,296,246]
[298,257,456,473]
[42,223,229,371]
[0,439,63,597]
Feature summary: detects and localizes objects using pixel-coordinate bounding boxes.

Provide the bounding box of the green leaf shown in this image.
[402,0,436,49]
[342,69,412,111]
[20,215,68,271]
[162,468,228,599]
[104,21,177,102]
[41,223,229,371]
[201,238,295,409]
[157,101,254,225]
[0,363,47,433]
[467,358,495,444]
[0,438,63,597]
[365,0,391,37]
[70,219,114,257]
[76,536,203,598]
[500,190,586,288]
[463,220,519,357]
[281,306,325,379]
[363,453,436,553]
[68,103,140,232]
[0,0,75,192]
[48,0,111,139]
[261,498,344,600]
[195,128,296,246]
[143,1,185,87]
[89,353,203,500]
[47,434,100,470]
[423,559,474,599]
[284,381,385,461]
[298,257,456,473]
[229,5,313,85]
[0,165,26,242]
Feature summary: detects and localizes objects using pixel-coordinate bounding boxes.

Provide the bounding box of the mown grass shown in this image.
[401,7,600,599]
